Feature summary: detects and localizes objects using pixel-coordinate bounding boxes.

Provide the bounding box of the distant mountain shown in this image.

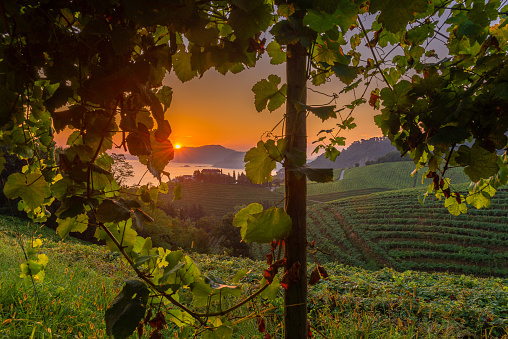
[308,137,396,168]
[213,151,246,169]
[173,145,238,164]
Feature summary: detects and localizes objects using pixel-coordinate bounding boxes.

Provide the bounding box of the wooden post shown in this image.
[284,38,308,338]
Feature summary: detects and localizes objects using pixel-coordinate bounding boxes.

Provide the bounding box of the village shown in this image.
[173,168,284,188]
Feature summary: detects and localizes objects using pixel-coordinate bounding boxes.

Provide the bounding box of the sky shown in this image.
[162,53,383,155]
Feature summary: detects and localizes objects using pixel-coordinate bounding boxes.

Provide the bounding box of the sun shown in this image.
[174,144,181,149]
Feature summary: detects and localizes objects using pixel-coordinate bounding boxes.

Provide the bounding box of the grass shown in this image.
[2,214,508,338]
[0,216,132,338]
[303,162,471,197]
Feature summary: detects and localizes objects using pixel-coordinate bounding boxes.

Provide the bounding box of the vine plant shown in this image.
[0,0,507,338]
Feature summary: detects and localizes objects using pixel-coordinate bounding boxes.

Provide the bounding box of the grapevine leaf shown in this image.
[456,144,500,182]
[232,269,250,283]
[56,214,89,239]
[178,256,201,286]
[296,103,336,122]
[3,173,50,210]
[244,141,276,184]
[260,275,281,300]
[105,280,149,339]
[444,196,467,216]
[150,136,174,175]
[296,166,334,183]
[233,203,263,228]
[266,41,286,65]
[369,0,429,33]
[96,199,132,223]
[331,63,361,85]
[324,146,341,162]
[252,75,287,112]
[426,126,470,148]
[303,9,337,33]
[173,46,198,82]
[240,207,292,243]
[95,220,138,252]
[277,3,295,17]
[0,156,5,173]
[264,139,285,162]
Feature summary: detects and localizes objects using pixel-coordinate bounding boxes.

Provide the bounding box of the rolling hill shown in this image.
[307,186,508,277]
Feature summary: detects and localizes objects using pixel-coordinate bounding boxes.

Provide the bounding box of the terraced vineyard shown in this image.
[308,187,508,277]
[157,182,285,216]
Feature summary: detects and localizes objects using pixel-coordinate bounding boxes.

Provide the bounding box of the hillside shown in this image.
[2,215,508,338]
[308,136,395,168]
[173,145,238,164]
[157,181,284,216]
[287,161,471,203]
[307,187,508,277]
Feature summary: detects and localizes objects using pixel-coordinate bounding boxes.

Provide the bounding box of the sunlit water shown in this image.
[123,160,241,187]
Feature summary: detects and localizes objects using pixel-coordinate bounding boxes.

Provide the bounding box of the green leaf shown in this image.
[233,203,264,228]
[331,63,361,85]
[232,269,249,283]
[264,139,285,162]
[444,196,467,216]
[202,325,234,339]
[426,126,470,148]
[173,46,198,82]
[96,199,132,223]
[260,275,281,300]
[380,80,413,109]
[150,135,175,175]
[96,219,138,252]
[456,144,500,182]
[297,166,334,183]
[298,104,337,122]
[244,141,277,184]
[324,146,341,162]
[179,256,201,286]
[155,86,173,112]
[303,9,337,33]
[252,75,287,112]
[240,207,292,243]
[105,280,149,339]
[56,214,89,239]
[370,0,429,33]
[266,41,286,65]
[3,173,50,210]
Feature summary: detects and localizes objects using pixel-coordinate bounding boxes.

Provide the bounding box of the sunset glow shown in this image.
[174,144,181,149]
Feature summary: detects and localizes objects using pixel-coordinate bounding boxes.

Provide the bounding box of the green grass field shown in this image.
[2,215,508,338]
[304,162,471,197]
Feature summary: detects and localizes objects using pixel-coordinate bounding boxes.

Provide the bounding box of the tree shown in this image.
[1,0,507,338]
[110,153,135,187]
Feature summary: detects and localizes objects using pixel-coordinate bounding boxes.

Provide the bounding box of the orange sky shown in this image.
[54,53,383,155]
[163,54,383,154]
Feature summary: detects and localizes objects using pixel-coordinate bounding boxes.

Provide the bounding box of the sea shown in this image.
[123,160,241,187]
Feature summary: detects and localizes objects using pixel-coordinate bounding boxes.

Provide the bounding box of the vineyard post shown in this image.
[283,35,308,338]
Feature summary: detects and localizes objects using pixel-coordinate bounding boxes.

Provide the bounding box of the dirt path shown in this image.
[338,168,346,180]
